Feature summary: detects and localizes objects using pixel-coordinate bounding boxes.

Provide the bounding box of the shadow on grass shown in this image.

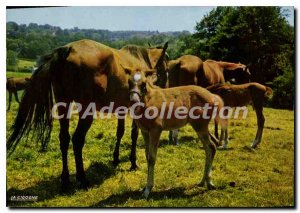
[7,162,116,207]
[217,147,234,151]
[159,136,198,148]
[90,186,203,207]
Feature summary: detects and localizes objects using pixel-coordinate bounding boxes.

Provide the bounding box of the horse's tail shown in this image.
[7,46,71,155]
[264,86,273,99]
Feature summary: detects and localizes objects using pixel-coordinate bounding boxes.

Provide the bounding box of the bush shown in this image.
[271,67,295,109]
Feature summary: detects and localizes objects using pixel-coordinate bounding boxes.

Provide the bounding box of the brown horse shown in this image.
[125,69,225,198]
[206,83,273,149]
[6,77,31,111]
[112,44,169,170]
[7,39,168,191]
[167,55,251,144]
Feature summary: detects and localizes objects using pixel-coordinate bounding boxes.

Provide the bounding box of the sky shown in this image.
[6,6,294,32]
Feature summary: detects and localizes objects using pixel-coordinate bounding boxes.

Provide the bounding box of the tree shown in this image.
[192,6,294,109]
[7,50,18,71]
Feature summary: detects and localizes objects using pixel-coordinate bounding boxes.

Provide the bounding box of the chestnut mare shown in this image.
[7,39,168,191]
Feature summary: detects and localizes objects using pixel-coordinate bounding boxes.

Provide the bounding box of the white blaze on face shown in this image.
[134,73,142,83]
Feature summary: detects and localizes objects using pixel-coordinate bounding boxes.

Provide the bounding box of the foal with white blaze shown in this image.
[125,67,225,198]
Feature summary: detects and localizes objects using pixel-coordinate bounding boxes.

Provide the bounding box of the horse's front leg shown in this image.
[129,120,139,170]
[142,129,161,199]
[113,118,125,167]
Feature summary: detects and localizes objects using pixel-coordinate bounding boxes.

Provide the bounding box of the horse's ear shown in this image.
[154,42,169,69]
[120,64,132,75]
[163,42,168,51]
[176,60,182,68]
[145,76,155,91]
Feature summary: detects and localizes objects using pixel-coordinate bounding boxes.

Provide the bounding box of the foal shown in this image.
[206,83,273,149]
[125,68,225,198]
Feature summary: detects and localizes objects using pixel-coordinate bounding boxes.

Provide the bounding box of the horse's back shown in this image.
[200,60,225,86]
[6,77,30,91]
[168,55,203,87]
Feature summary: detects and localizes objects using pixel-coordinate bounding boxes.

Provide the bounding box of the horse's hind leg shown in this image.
[113,118,125,167]
[191,122,216,189]
[252,107,265,148]
[7,91,12,111]
[72,111,93,188]
[198,132,216,189]
[129,120,139,170]
[57,103,71,192]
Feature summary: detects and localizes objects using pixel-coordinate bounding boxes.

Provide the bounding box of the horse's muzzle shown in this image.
[129,88,141,103]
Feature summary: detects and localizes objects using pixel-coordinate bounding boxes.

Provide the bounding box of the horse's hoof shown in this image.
[142,187,151,199]
[61,182,72,194]
[251,140,259,149]
[130,165,139,171]
[112,159,120,167]
[78,179,90,190]
[197,180,206,187]
[217,145,227,150]
[250,143,258,149]
[207,182,216,190]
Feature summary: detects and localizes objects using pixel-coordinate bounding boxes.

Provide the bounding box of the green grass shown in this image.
[17,59,36,69]
[7,71,32,78]
[7,58,36,72]
[6,91,294,207]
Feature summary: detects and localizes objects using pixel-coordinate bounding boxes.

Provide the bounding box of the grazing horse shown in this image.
[206,83,273,149]
[125,70,225,198]
[6,77,31,111]
[7,39,168,191]
[112,44,169,170]
[167,55,251,144]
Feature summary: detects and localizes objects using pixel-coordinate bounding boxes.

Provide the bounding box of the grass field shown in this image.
[6,87,294,207]
[7,59,36,72]
[7,71,32,78]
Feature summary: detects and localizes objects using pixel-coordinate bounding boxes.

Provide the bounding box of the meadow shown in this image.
[6,73,294,208]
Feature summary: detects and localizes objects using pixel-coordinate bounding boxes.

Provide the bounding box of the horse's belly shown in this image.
[162,118,189,130]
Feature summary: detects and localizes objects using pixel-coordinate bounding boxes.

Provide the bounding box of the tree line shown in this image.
[6,6,294,109]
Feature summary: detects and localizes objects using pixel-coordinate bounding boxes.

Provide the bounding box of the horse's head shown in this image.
[121,65,157,104]
[222,62,251,84]
[147,42,169,88]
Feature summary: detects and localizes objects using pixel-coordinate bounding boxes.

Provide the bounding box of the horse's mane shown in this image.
[121,45,153,69]
[37,47,72,67]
